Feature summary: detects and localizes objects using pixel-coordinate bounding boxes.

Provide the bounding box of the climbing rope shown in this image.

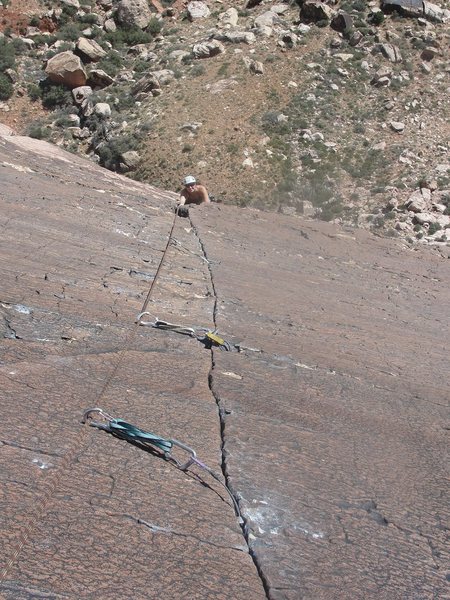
[82,408,242,523]
[1,205,181,583]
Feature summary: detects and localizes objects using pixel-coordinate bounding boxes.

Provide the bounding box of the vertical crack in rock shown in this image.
[190,220,272,600]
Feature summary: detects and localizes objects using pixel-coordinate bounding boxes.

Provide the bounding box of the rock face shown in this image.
[0,127,449,599]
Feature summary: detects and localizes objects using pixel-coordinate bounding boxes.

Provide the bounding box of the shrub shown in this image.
[11,38,26,54]
[370,11,385,25]
[351,0,366,11]
[106,25,153,48]
[32,34,58,47]
[97,51,124,76]
[27,123,50,139]
[372,214,385,228]
[147,17,162,36]
[41,82,72,109]
[57,23,83,41]
[0,38,15,72]
[191,64,205,77]
[217,62,229,76]
[80,13,99,24]
[55,115,75,127]
[0,73,13,100]
[27,83,42,101]
[59,5,78,26]
[428,222,441,235]
[96,134,139,170]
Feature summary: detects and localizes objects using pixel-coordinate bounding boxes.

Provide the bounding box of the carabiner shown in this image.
[82,407,115,425]
[169,438,199,471]
[136,311,156,326]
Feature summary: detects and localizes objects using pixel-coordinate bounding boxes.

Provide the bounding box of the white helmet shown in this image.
[183,175,196,185]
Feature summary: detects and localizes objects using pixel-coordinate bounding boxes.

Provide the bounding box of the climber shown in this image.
[178,175,210,207]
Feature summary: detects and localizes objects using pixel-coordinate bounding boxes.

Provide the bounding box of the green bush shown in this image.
[11,38,26,54]
[0,38,15,72]
[96,134,139,170]
[57,23,84,41]
[351,0,366,11]
[59,5,78,26]
[147,17,162,36]
[32,34,58,47]
[106,25,153,48]
[428,222,441,235]
[190,64,205,77]
[370,11,385,25]
[55,115,75,127]
[41,83,72,109]
[97,51,124,76]
[27,83,42,101]
[0,73,13,100]
[80,13,99,24]
[27,123,50,140]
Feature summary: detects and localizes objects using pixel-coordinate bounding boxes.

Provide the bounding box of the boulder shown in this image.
[104,18,117,33]
[61,0,80,7]
[349,30,363,46]
[218,7,239,27]
[370,66,392,86]
[300,1,334,23]
[76,37,107,62]
[192,40,225,59]
[151,69,175,85]
[88,69,114,88]
[116,0,152,28]
[414,212,438,225]
[423,1,450,22]
[376,43,403,63]
[187,1,210,20]
[94,102,111,118]
[254,11,280,28]
[215,30,256,44]
[45,51,87,88]
[132,73,160,96]
[390,121,405,132]
[330,12,353,32]
[406,190,429,212]
[120,150,140,171]
[279,32,299,48]
[243,57,264,74]
[421,47,439,60]
[72,85,93,105]
[4,68,18,83]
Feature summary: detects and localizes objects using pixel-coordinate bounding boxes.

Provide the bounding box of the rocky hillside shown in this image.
[0,0,449,247]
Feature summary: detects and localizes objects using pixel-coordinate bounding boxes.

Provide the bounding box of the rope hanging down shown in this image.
[82,408,243,523]
[1,206,181,584]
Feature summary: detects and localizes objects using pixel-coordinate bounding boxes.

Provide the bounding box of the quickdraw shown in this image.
[136,313,238,352]
[82,408,242,522]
